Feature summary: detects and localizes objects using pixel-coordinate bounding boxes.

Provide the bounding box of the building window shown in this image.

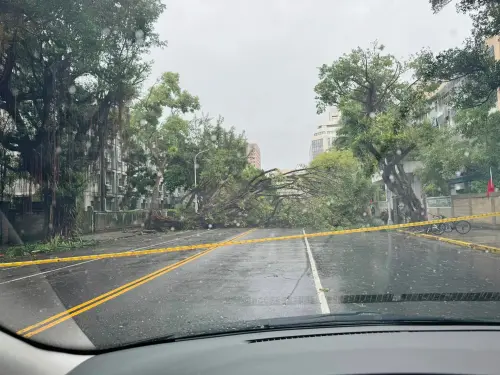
[311,139,323,154]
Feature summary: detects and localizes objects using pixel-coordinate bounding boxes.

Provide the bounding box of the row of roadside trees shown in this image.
[3,0,500,239]
[125,72,375,230]
[0,0,375,238]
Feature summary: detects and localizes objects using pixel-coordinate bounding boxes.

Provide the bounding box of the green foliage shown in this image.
[416,41,500,108]
[416,129,476,194]
[5,236,98,258]
[417,104,500,195]
[0,0,166,236]
[126,72,199,209]
[314,42,434,219]
[419,0,500,109]
[308,150,374,227]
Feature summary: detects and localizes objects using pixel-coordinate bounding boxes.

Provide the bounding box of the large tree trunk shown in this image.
[150,173,162,210]
[43,186,79,239]
[145,170,164,230]
[382,162,424,222]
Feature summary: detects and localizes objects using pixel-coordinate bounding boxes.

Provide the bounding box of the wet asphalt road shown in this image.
[1,227,500,350]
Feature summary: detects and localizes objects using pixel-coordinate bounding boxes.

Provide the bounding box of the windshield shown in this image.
[2,0,500,350]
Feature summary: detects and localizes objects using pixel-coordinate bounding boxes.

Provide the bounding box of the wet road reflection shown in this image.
[308,231,500,319]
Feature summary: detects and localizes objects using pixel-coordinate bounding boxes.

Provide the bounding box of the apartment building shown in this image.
[425,80,461,128]
[309,106,341,161]
[247,143,261,169]
[83,134,128,211]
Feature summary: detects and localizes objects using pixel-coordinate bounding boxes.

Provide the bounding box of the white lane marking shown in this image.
[302,229,330,314]
[0,230,214,285]
[0,260,96,285]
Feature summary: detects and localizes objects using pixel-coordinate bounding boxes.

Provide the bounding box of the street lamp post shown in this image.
[194,149,209,213]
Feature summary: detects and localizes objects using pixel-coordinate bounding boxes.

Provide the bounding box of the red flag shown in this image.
[487,167,495,197]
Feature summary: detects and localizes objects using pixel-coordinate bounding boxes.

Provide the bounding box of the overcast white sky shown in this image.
[147,0,472,170]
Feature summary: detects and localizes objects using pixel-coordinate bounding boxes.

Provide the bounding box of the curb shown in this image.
[400,230,500,254]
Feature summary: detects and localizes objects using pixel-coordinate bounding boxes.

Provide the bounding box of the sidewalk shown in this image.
[441,228,500,248]
[79,228,143,243]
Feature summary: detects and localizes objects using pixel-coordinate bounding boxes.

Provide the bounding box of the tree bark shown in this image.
[381,162,424,222]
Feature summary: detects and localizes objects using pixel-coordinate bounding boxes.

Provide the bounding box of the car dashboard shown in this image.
[2,324,500,375]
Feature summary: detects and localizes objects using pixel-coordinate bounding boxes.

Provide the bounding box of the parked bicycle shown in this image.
[428,214,471,235]
[406,213,445,235]
[441,219,471,234]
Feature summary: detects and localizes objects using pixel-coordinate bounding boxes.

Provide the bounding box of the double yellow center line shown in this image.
[17,229,254,339]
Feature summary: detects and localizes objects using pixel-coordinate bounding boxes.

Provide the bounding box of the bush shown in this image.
[3,236,98,258]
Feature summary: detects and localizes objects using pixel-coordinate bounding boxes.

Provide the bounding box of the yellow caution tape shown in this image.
[1,211,499,268]
[401,230,500,254]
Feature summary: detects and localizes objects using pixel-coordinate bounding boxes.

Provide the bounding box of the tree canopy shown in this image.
[0,0,166,236]
[314,42,435,220]
[419,0,500,108]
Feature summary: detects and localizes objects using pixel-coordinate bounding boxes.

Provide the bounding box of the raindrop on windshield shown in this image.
[369,112,376,118]
[68,85,76,94]
[211,135,217,141]
[140,119,148,126]
[135,29,144,40]
[55,147,62,154]
[464,151,470,157]
[114,2,122,7]
[396,149,402,155]
[102,27,111,37]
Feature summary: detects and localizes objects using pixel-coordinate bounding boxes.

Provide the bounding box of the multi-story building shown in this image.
[425,80,461,128]
[309,106,341,161]
[247,143,261,169]
[425,36,500,130]
[83,134,128,211]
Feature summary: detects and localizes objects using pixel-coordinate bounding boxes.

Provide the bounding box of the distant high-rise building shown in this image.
[247,143,261,169]
[309,106,342,161]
